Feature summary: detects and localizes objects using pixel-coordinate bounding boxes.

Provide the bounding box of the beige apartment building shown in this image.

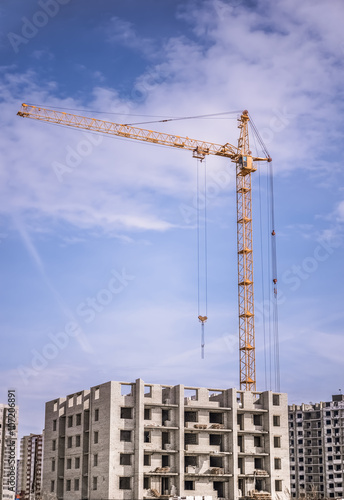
[42,379,290,500]
[289,394,344,499]
[17,434,43,500]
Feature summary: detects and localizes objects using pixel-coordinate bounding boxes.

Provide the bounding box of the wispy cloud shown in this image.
[12,213,93,354]
[106,16,156,58]
[336,200,344,222]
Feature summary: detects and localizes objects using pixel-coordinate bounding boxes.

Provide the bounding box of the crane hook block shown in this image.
[198,315,208,324]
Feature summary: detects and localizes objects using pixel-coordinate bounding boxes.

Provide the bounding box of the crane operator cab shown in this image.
[238,155,257,175]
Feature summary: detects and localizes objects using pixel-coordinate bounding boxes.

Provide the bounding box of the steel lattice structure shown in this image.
[17,103,270,391]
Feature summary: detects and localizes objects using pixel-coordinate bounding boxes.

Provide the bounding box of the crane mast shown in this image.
[17,103,270,391]
[236,112,256,391]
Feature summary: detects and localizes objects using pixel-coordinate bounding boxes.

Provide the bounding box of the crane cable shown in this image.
[249,118,280,391]
[258,165,268,391]
[27,103,241,126]
[196,157,208,359]
[252,128,269,391]
[267,170,273,390]
[248,114,271,160]
[269,161,280,392]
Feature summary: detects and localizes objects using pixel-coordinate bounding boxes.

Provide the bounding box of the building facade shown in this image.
[17,434,43,500]
[289,394,344,499]
[42,380,290,500]
[0,403,18,500]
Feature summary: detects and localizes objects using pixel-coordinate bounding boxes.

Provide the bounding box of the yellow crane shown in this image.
[17,103,271,391]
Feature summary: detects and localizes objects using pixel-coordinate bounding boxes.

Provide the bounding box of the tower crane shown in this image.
[17,103,272,391]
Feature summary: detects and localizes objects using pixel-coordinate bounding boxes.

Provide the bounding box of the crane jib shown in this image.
[17,103,241,159]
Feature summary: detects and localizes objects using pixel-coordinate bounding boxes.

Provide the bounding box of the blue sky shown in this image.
[0,0,344,440]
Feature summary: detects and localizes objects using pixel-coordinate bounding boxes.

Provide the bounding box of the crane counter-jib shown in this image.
[17,103,241,160]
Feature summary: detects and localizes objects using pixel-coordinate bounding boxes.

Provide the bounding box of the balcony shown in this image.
[238,428,268,435]
[238,449,268,457]
[184,467,232,477]
[185,421,198,429]
[247,492,271,500]
[184,400,232,410]
[184,444,201,452]
[184,445,231,455]
[184,423,232,433]
[238,469,269,478]
[185,465,197,474]
[254,469,269,477]
[144,423,178,430]
[145,467,177,476]
[144,446,177,454]
[208,467,225,475]
[144,401,178,408]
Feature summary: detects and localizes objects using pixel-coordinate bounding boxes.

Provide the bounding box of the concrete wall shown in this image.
[42,381,290,500]
[289,396,344,499]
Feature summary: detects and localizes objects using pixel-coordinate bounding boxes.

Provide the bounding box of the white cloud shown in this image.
[336,200,344,222]
[106,16,156,57]
[2,0,343,236]
[30,49,54,60]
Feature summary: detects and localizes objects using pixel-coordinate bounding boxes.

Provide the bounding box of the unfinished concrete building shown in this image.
[289,394,344,499]
[42,379,290,500]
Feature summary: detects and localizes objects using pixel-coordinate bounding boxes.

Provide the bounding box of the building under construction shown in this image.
[42,379,290,500]
[289,394,344,499]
